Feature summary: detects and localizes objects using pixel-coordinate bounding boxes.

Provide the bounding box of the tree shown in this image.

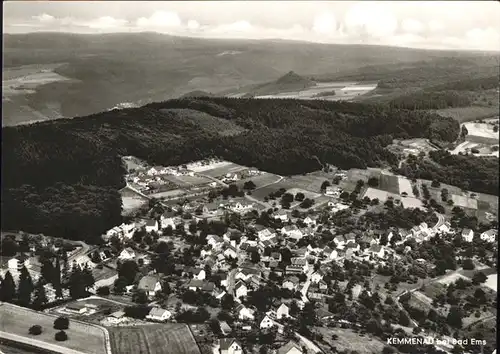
[29,325,43,335]
[472,271,487,285]
[32,281,48,310]
[431,180,441,188]
[68,266,86,299]
[1,237,19,257]
[251,250,261,264]
[370,198,379,206]
[446,306,463,328]
[368,177,379,187]
[398,311,411,326]
[53,256,63,299]
[462,258,475,270]
[1,271,16,303]
[17,266,34,307]
[113,276,128,294]
[118,260,139,284]
[132,289,148,304]
[81,264,95,292]
[55,331,68,342]
[320,180,331,191]
[221,294,234,310]
[243,180,256,190]
[97,286,110,296]
[295,192,305,202]
[54,317,69,330]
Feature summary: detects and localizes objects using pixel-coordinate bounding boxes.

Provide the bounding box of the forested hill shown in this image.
[2,97,459,242]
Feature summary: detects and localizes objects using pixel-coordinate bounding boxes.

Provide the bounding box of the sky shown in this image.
[3,1,500,51]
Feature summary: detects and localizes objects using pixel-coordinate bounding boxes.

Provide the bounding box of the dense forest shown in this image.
[388,90,474,110]
[397,150,499,195]
[423,76,499,92]
[2,97,459,242]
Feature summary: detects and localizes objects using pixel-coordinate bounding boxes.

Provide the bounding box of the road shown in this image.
[300,268,315,303]
[0,331,87,354]
[195,173,228,188]
[68,241,91,263]
[432,212,445,231]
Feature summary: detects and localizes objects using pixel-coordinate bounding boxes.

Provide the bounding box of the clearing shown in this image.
[362,187,398,202]
[434,106,499,123]
[108,324,200,354]
[0,302,107,354]
[451,194,478,210]
[315,326,386,354]
[378,174,400,194]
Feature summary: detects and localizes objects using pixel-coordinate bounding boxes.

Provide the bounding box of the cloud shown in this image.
[212,20,253,34]
[466,27,500,51]
[344,2,398,38]
[87,16,127,29]
[187,20,200,31]
[32,13,55,23]
[313,13,337,35]
[428,20,445,33]
[136,11,182,29]
[401,19,424,34]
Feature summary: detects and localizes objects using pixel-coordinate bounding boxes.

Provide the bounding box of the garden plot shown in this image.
[397,177,414,197]
[451,194,478,210]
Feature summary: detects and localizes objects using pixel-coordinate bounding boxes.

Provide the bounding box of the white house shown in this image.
[160,213,176,230]
[277,341,304,354]
[311,270,324,284]
[260,315,275,329]
[437,221,452,234]
[480,229,497,243]
[325,186,341,196]
[146,307,172,322]
[461,229,474,242]
[138,275,162,297]
[235,282,248,299]
[231,202,254,213]
[236,304,255,320]
[256,227,275,241]
[303,216,316,227]
[223,245,238,259]
[322,246,338,260]
[274,209,289,222]
[366,244,385,258]
[282,276,300,291]
[281,225,303,240]
[276,303,290,320]
[192,268,206,281]
[8,255,30,270]
[145,219,159,233]
[219,338,243,354]
[118,248,136,261]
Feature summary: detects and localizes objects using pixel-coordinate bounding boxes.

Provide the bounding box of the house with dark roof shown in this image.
[145,219,159,233]
[138,275,162,297]
[218,338,242,354]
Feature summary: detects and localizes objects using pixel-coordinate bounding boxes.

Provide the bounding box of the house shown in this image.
[437,221,452,234]
[282,276,300,291]
[367,244,385,258]
[322,246,338,260]
[344,242,360,252]
[236,304,255,320]
[187,279,204,291]
[256,226,274,241]
[7,255,30,270]
[219,338,243,354]
[192,268,206,281]
[160,212,177,229]
[207,235,224,248]
[334,235,346,248]
[277,340,303,354]
[274,209,289,222]
[201,282,216,294]
[118,248,136,261]
[145,219,159,233]
[146,307,172,322]
[311,270,324,284]
[281,225,303,240]
[107,310,126,324]
[219,320,232,335]
[303,216,316,226]
[260,315,275,329]
[270,252,282,262]
[65,303,87,314]
[325,186,341,196]
[235,281,248,299]
[480,229,497,243]
[276,303,290,320]
[461,229,474,242]
[290,258,310,273]
[223,245,238,259]
[138,275,162,297]
[231,202,254,213]
[203,202,223,215]
[344,233,356,244]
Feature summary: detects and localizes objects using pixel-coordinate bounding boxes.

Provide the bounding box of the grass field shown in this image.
[163,175,211,188]
[234,172,282,190]
[451,194,478,210]
[362,187,398,202]
[109,324,200,354]
[434,106,499,123]
[0,302,107,354]
[397,177,414,197]
[316,327,386,354]
[200,163,248,178]
[378,174,400,194]
[283,174,332,193]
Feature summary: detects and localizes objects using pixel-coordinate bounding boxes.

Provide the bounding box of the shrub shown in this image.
[54,316,69,330]
[55,331,68,342]
[97,286,110,296]
[29,325,42,335]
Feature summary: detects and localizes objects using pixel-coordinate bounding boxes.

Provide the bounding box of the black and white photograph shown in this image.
[1,1,499,354]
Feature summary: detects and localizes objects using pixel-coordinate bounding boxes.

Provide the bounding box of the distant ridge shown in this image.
[180,90,215,98]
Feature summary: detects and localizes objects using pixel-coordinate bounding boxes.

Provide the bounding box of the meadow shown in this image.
[0,302,108,354]
[109,324,200,354]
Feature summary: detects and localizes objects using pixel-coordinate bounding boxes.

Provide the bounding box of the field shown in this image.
[362,187,398,202]
[397,177,414,197]
[120,187,148,214]
[484,274,497,292]
[280,173,331,193]
[437,273,471,286]
[163,175,211,188]
[234,172,282,190]
[451,194,478,210]
[198,163,248,178]
[109,324,200,354]
[463,122,499,140]
[400,197,424,210]
[434,106,500,123]
[147,189,185,199]
[0,302,108,354]
[315,326,386,354]
[378,174,400,194]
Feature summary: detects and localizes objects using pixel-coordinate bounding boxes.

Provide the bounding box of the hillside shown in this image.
[2,97,460,242]
[3,32,499,126]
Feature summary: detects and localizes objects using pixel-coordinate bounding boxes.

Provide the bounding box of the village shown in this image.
[1,156,498,354]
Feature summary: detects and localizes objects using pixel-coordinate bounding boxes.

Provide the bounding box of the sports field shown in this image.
[109,324,200,354]
[0,302,107,354]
